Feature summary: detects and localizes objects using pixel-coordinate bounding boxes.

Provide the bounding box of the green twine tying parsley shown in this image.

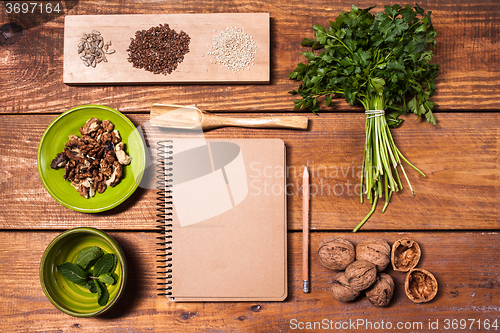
[288,4,439,231]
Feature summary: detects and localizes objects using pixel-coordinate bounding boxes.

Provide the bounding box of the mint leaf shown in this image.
[92,253,116,276]
[97,273,115,285]
[83,280,98,293]
[110,272,119,285]
[95,280,109,306]
[75,246,104,270]
[110,253,118,273]
[57,262,88,285]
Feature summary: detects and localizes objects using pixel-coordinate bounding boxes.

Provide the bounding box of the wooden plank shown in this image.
[63,14,270,84]
[1,0,500,113]
[0,112,497,231]
[1,231,498,332]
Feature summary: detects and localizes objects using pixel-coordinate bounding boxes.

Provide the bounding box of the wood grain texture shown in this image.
[0,112,497,231]
[1,231,498,332]
[63,14,270,84]
[1,0,500,113]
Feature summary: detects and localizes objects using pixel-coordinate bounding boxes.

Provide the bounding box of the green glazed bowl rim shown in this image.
[39,227,127,317]
[37,104,146,213]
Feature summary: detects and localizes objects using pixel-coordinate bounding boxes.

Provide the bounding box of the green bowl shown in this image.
[37,105,146,213]
[40,228,127,317]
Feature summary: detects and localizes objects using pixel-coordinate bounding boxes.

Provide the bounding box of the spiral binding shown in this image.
[156,140,174,298]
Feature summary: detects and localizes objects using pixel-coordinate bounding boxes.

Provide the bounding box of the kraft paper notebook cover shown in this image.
[156,138,287,301]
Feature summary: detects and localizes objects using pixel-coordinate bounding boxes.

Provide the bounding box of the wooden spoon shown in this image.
[150,104,308,130]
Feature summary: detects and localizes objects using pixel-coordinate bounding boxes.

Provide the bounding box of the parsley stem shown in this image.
[353,193,378,232]
[324,32,355,57]
[396,147,426,177]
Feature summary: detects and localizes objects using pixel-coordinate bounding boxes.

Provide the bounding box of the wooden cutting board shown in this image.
[63,13,269,84]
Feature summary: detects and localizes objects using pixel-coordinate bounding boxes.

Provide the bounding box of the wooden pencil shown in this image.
[302,165,310,293]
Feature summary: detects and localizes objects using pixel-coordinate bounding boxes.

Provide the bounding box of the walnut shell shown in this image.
[391,238,421,272]
[344,260,377,291]
[356,238,391,272]
[331,272,361,302]
[405,268,438,303]
[318,237,355,271]
[365,273,395,307]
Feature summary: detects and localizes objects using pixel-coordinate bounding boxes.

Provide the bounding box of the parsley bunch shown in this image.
[288,4,439,231]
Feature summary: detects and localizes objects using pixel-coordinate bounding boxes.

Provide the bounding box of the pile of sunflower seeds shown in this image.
[78,30,115,68]
[208,27,257,72]
[127,24,191,75]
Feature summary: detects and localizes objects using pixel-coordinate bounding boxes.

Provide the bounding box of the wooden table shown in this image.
[1,0,499,332]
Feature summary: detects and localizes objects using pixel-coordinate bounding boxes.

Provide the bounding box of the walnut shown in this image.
[50,152,68,169]
[365,273,395,307]
[331,272,360,302]
[356,238,391,272]
[101,119,114,132]
[344,260,377,291]
[391,238,421,272]
[405,268,438,303]
[101,132,112,143]
[115,142,131,165]
[64,160,76,180]
[111,130,121,144]
[79,117,101,135]
[95,180,107,194]
[100,159,113,177]
[318,237,355,271]
[106,162,123,187]
[104,150,116,164]
[71,178,95,198]
[65,136,84,149]
[103,140,114,153]
[64,148,86,163]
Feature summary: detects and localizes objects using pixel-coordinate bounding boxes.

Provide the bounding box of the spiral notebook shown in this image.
[156,138,287,301]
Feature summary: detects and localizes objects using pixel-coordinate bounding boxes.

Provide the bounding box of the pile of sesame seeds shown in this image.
[208,27,257,72]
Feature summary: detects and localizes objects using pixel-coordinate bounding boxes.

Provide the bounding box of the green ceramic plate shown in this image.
[37,105,145,213]
[39,228,127,317]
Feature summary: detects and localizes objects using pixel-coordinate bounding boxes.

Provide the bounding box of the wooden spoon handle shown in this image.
[204,115,309,130]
